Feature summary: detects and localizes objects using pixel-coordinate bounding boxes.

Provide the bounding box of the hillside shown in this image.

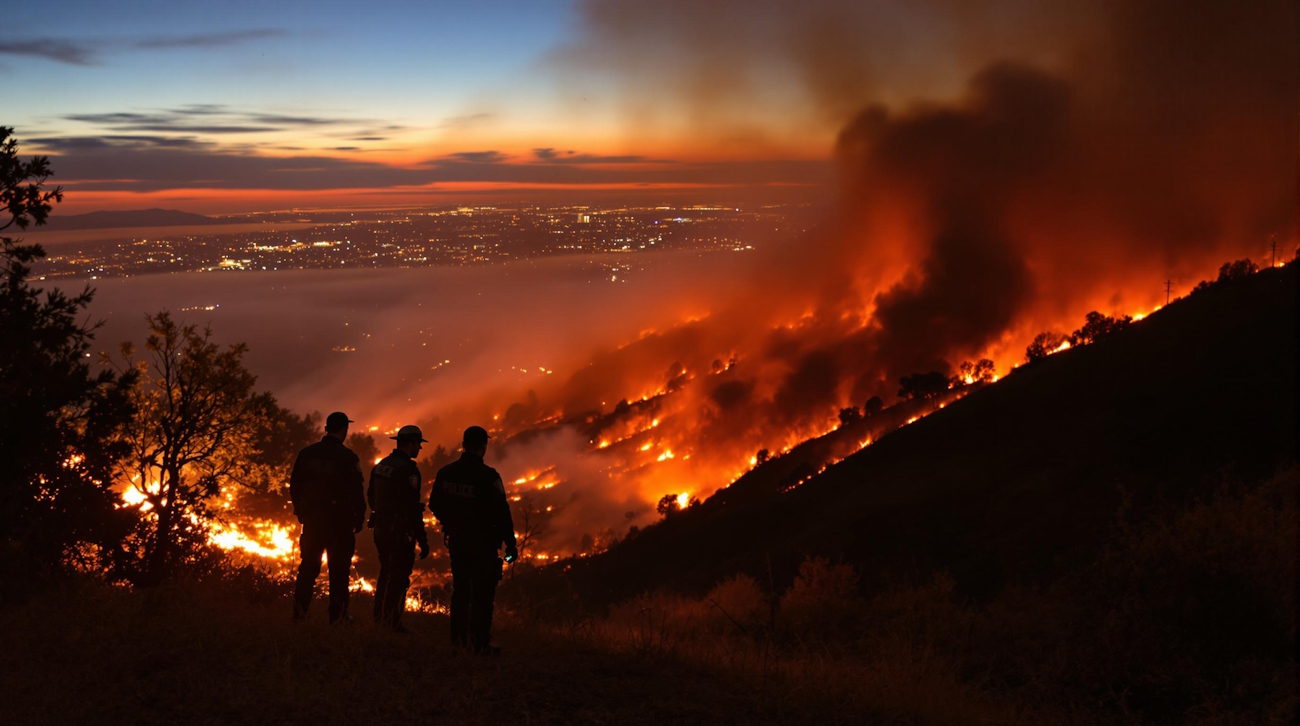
[36,208,219,231]
[538,264,1298,605]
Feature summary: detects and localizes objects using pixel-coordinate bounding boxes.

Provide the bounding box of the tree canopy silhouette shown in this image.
[898,371,950,410]
[1025,331,1068,363]
[955,358,996,385]
[863,396,883,417]
[1069,311,1132,346]
[0,128,138,585]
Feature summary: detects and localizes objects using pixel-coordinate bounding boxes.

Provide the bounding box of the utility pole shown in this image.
[1271,236,1277,268]
[1165,279,1172,306]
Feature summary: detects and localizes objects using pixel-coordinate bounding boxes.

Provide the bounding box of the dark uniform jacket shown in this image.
[368,449,429,549]
[429,452,516,556]
[289,435,366,530]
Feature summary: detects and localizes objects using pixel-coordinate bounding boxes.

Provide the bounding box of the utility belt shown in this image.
[367,512,413,532]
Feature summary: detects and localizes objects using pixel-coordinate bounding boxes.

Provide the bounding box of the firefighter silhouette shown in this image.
[367,424,431,631]
[429,425,517,653]
[289,411,366,623]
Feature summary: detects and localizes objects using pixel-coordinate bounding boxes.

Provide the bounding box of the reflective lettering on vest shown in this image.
[441,480,477,498]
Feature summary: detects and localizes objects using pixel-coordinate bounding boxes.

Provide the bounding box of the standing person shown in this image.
[289,411,367,623]
[429,426,517,654]
[368,425,430,632]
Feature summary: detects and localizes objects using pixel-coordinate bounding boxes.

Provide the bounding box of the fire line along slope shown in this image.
[531,263,1298,606]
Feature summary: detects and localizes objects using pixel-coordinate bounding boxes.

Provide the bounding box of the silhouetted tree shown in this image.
[1025,331,1068,363]
[1194,258,1262,293]
[1069,311,1132,346]
[417,443,454,481]
[665,361,689,392]
[754,448,770,466]
[657,493,681,518]
[863,396,883,417]
[347,432,380,467]
[838,406,862,426]
[0,127,138,583]
[512,494,547,568]
[109,313,283,583]
[956,358,996,385]
[613,398,631,414]
[1218,258,1259,282]
[897,371,950,410]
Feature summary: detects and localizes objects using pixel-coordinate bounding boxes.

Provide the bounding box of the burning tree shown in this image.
[109,312,287,583]
[1025,331,1068,363]
[1069,311,1132,346]
[955,359,996,385]
[0,128,138,582]
[656,494,679,518]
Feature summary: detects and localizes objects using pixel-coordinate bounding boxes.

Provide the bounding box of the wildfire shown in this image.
[207,520,296,562]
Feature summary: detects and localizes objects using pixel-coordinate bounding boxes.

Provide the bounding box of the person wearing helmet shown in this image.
[428,425,517,654]
[289,411,367,623]
[368,424,431,631]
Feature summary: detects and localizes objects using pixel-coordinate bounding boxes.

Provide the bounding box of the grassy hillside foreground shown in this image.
[3,464,1294,725]
[0,582,821,725]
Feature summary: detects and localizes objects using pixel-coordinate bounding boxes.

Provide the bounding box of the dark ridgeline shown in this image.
[533,262,1298,602]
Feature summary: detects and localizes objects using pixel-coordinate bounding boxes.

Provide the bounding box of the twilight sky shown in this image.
[2,0,1002,211]
[9,1,1278,214]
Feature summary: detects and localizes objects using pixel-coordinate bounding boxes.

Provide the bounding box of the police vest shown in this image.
[369,452,422,532]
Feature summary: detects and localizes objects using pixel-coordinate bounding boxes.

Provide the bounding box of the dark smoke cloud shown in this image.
[507,0,1298,539]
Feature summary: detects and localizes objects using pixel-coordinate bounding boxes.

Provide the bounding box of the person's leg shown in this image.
[373,529,392,624]
[469,556,501,653]
[448,553,473,648]
[325,528,356,623]
[293,523,326,619]
[383,538,417,628]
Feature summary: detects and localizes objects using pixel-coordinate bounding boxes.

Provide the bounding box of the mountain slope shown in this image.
[37,208,219,230]
[540,265,1298,605]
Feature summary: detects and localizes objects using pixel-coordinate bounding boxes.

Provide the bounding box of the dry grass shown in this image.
[0,581,858,726]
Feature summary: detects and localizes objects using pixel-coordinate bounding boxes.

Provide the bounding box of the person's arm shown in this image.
[288,451,305,521]
[493,474,518,560]
[408,467,429,553]
[350,455,366,532]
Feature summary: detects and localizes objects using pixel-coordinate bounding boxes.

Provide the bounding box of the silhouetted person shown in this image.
[368,425,430,631]
[429,426,517,654]
[289,411,366,623]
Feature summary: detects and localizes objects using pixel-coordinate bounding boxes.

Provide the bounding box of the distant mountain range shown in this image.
[38,208,222,231]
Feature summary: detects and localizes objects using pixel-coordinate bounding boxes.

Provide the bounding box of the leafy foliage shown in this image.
[863,395,883,417]
[0,128,138,585]
[837,406,862,426]
[1068,310,1132,346]
[1024,330,1067,362]
[897,371,949,409]
[954,358,996,385]
[108,312,292,583]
